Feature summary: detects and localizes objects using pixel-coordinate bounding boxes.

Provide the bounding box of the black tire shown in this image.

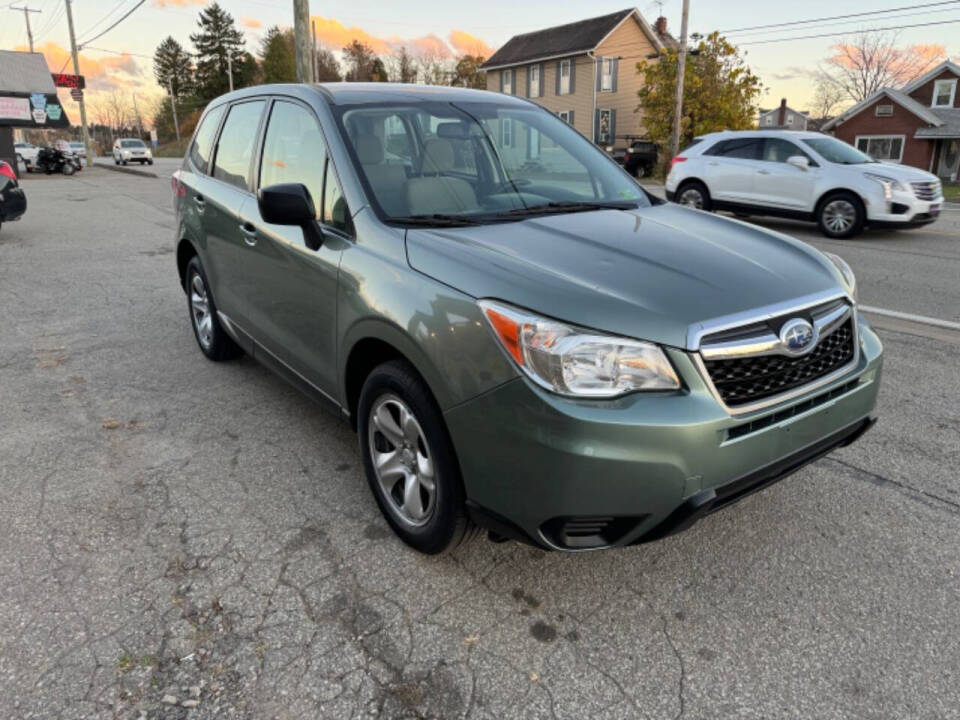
[62,162,75,176]
[148,160,154,166]
[122,160,127,166]
[114,157,119,165]
[184,256,243,361]
[358,360,472,554]
[675,180,712,211]
[817,191,864,239]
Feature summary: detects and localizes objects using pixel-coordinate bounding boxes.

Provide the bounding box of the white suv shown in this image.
[113,138,153,166]
[665,130,944,238]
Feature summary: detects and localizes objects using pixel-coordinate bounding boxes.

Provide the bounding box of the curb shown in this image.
[93,161,158,179]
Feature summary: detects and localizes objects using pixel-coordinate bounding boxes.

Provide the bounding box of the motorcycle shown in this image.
[34,146,82,176]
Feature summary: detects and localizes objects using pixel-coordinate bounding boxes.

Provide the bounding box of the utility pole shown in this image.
[311,20,317,81]
[64,0,93,162]
[10,5,42,53]
[132,93,143,138]
[226,51,234,92]
[167,81,181,142]
[293,0,313,83]
[669,0,690,161]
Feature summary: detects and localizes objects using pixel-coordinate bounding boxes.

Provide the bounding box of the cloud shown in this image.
[310,16,391,54]
[152,0,205,7]
[20,42,141,84]
[449,30,494,58]
[241,17,262,29]
[409,34,451,59]
[769,66,812,82]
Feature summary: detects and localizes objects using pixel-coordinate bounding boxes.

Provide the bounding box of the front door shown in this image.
[939,139,959,181]
[240,98,347,398]
[749,138,819,210]
[702,137,763,202]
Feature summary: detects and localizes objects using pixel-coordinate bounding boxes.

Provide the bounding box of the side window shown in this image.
[706,138,762,160]
[212,100,265,190]
[763,138,807,163]
[189,104,226,174]
[322,160,352,235]
[260,100,327,219]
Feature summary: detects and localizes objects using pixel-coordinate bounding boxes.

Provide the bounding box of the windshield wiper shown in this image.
[492,200,640,218]
[390,213,492,227]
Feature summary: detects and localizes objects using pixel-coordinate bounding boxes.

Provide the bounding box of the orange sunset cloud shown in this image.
[449,30,494,58]
[242,17,262,29]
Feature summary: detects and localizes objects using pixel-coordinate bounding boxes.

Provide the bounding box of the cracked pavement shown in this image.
[0,167,958,719]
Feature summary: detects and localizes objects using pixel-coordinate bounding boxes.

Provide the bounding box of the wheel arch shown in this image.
[814,187,867,216]
[176,238,198,291]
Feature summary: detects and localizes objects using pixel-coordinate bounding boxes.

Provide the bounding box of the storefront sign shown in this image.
[0,97,31,121]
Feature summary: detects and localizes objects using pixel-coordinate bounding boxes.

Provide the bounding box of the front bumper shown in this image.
[0,187,27,221]
[866,188,944,226]
[446,319,883,551]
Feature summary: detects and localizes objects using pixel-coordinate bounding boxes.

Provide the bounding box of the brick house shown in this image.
[758,99,808,130]
[822,60,960,181]
[480,8,674,146]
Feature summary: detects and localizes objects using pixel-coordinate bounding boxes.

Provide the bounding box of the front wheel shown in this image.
[817,193,864,239]
[358,360,473,554]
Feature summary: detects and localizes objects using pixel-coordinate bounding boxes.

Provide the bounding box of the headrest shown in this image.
[422,138,455,172]
[355,134,384,165]
[436,122,467,139]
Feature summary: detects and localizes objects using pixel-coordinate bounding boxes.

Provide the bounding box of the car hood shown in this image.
[847,161,939,184]
[405,204,847,349]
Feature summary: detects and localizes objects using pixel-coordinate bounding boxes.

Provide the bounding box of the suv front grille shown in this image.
[911,181,941,201]
[704,319,855,407]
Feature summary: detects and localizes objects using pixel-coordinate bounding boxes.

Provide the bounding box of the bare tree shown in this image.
[809,76,845,122]
[387,46,418,83]
[818,31,945,103]
[417,51,454,86]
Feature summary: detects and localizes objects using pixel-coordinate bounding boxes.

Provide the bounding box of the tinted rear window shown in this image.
[121,140,144,148]
[213,101,265,190]
[705,138,762,160]
[189,104,226,175]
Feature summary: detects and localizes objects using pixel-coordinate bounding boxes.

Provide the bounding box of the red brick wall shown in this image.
[908,69,960,108]
[832,96,934,171]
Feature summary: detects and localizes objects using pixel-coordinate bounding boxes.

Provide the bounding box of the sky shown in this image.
[1,0,957,125]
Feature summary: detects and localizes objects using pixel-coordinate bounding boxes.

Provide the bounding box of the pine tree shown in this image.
[343,40,378,82]
[316,48,341,82]
[153,36,193,98]
[260,26,296,84]
[190,3,249,100]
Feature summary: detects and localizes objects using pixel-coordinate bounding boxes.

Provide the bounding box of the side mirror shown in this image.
[786,155,809,171]
[258,183,324,250]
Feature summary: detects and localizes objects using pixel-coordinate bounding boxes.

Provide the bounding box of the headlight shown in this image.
[824,252,857,301]
[478,300,680,397]
[864,172,905,200]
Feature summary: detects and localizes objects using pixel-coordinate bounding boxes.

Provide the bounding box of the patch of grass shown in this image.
[116,652,156,674]
[154,138,190,158]
[942,183,959,202]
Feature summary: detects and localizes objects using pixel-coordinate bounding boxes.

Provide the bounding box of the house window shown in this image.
[855,135,905,163]
[529,65,540,98]
[764,116,773,126]
[500,117,513,147]
[601,58,614,91]
[786,115,793,126]
[559,59,571,95]
[501,69,513,95]
[933,79,957,107]
[598,109,612,144]
[876,104,894,116]
[557,110,572,124]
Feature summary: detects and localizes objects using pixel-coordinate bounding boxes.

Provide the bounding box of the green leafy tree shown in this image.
[453,55,486,89]
[153,36,193,98]
[260,26,296,83]
[190,3,253,100]
[315,47,342,82]
[637,32,762,155]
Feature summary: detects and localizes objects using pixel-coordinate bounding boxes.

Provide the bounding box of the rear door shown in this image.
[203,99,267,329]
[239,98,347,398]
[701,138,763,202]
[750,138,820,211]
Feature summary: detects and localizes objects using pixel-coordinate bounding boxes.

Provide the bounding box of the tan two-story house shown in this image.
[481,8,672,146]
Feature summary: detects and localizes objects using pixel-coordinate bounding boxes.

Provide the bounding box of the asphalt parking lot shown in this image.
[1,165,958,719]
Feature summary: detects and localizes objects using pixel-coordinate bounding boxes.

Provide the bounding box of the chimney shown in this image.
[655,16,668,38]
[778,98,787,127]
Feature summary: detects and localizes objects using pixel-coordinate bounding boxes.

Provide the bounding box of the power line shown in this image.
[720,0,960,33]
[77,0,131,40]
[77,0,145,48]
[723,6,960,37]
[737,17,960,45]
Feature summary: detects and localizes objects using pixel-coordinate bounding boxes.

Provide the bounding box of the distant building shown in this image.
[758,99,809,130]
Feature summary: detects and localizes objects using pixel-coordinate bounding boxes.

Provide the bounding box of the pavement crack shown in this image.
[827,457,960,516]
[660,615,686,720]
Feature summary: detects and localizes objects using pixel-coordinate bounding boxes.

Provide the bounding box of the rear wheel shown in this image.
[62,162,75,176]
[633,164,647,179]
[184,256,243,361]
[817,192,864,239]
[358,360,472,554]
[676,181,712,211]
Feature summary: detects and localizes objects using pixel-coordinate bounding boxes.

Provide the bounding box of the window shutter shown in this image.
[569,110,575,128]
[611,59,619,93]
[556,62,561,95]
[594,108,600,143]
[610,109,617,144]
[569,56,576,94]
[499,71,504,92]
[595,56,603,91]
[526,66,531,98]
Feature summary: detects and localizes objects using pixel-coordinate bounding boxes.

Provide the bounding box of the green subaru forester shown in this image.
[173,83,882,553]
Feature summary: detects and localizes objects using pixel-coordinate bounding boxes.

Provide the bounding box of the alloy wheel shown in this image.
[190,273,213,350]
[367,394,436,527]
[678,187,704,209]
[822,199,856,234]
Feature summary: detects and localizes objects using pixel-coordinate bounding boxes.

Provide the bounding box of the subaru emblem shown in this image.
[780,318,817,356]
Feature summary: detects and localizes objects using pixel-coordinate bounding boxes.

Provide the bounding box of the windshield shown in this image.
[121,139,145,148]
[333,100,648,224]
[802,136,874,165]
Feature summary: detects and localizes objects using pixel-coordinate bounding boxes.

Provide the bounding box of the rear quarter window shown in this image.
[189,104,226,175]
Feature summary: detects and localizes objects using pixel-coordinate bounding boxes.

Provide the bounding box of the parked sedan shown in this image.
[666,130,944,238]
[173,84,881,554]
[113,138,153,165]
[0,160,27,231]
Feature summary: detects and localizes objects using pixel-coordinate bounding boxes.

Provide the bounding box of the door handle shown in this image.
[707,161,719,166]
[756,169,770,175]
[239,222,257,246]
[193,194,205,205]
